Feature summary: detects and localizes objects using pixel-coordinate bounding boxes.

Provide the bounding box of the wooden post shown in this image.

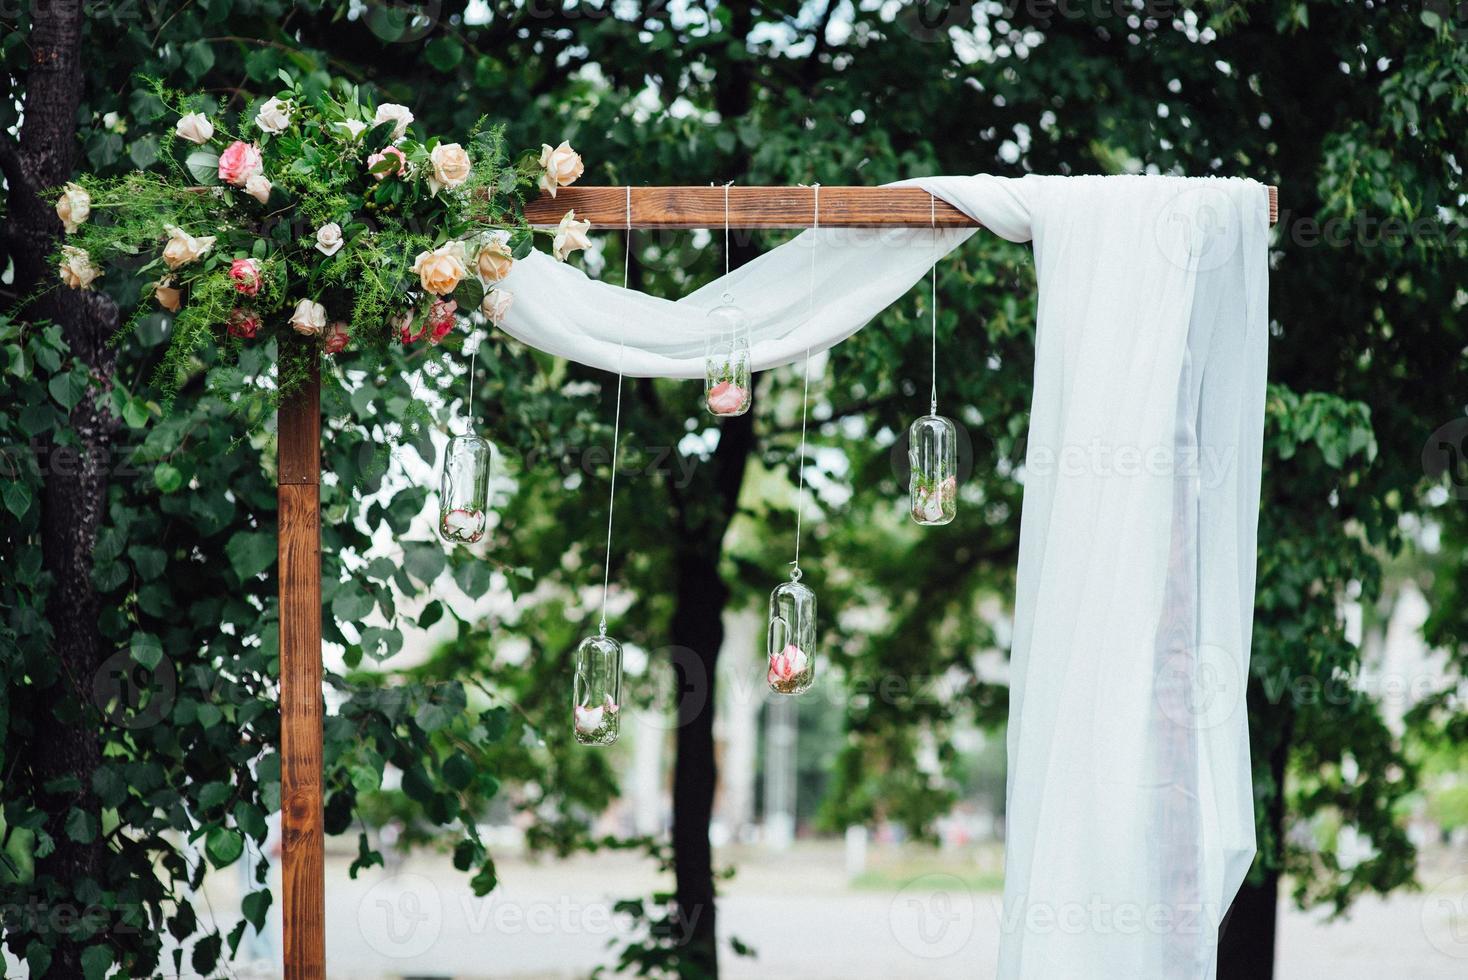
[278,353,324,979]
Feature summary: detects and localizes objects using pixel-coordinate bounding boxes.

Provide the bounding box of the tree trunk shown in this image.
[1217,692,1291,979]
[1,2,119,975]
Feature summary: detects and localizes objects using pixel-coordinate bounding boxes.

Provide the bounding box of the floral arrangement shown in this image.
[912,473,958,524]
[573,694,620,746]
[50,74,592,402]
[767,642,812,694]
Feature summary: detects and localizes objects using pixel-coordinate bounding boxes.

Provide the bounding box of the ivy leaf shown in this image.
[442,750,474,790]
[403,541,446,584]
[184,149,221,185]
[65,807,98,844]
[131,632,164,670]
[25,941,51,978]
[425,36,464,72]
[191,932,223,974]
[205,827,244,868]
[198,781,231,811]
[48,370,87,409]
[451,274,484,312]
[234,801,268,842]
[454,560,492,597]
[241,889,272,932]
[3,482,31,518]
[153,462,184,494]
[331,585,375,623]
[363,120,396,154]
[470,857,499,896]
[226,531,275,581]
[80,943,112,980]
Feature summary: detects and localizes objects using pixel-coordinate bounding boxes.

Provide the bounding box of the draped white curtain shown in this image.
[497,174,1270,979]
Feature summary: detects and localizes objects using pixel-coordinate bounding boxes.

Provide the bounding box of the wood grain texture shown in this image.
[524,184,1282,228]
[278,364,324,980]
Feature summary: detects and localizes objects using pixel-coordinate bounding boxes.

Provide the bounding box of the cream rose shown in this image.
[244,174,272,204]
[480,288,513,326]
[538,140,584,197]
[55,182,91,234]
[336,119,367,139]
[411,244,467,296]
[553,210,592,262]
[373,103,414,141]
[289,299,327,336]
[475,231,513,283]
[154,278,181,311]
[254,97,292,134]
[162,225,217,270]
[427,142,472,195]
[58,246,101,290]
[315,222,344,257]
[175,112,214,144]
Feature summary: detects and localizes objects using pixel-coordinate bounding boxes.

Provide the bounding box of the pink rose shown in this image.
[768,643,809,687]
[706,381,748,416]
[397,310,427,345]
[217,140,263,186]
[367,145,407,180]
[323,321,350,354]
[427,299,457,344]
[229,258,262,296]
[227,308,260,339]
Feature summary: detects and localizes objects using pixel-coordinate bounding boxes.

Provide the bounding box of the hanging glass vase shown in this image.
[908,414,958,526]
[704,293,752,417]
[438,433,491,543]
[767,574,816,696]
[573,632,623,745]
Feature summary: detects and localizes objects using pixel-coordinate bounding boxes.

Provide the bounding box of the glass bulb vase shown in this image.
[767,577,816,696]
[573,632,623,746]
[908,414,958,526]
[439,433,491,544]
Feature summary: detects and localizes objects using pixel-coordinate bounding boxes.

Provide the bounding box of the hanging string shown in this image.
[929,192,939,417]
[598,187,632,635]
[465,343,477,432]
[723,180,734,276]
[791,183,819,581]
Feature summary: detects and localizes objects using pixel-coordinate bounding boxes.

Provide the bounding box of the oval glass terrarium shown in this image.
[704,294,752,417]
[908,414,958,526]
[438,433,491,544]
[767,577,816,696]
[573,633,623,745]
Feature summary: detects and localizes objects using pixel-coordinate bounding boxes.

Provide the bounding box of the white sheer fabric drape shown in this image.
[497,174,1270,978]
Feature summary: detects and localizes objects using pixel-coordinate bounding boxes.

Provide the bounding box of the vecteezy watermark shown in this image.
[1420,870,1468,960]
[997,894,1225,938]
[1422,417,1468,500]
[1153,643,1245,732]
[889,873,976,959]
[1154,184,1244,273]
[1022,440,1238,489]
[626,646,711,734]
[92,649,176,729]
[521,440,703,489]
[358,872,443,959]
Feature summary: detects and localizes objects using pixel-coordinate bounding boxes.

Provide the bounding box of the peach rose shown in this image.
[57,246,100,289]
[154,278,181,311]
[475,232,513,283]
[55,182,90,234]
[244,174,272,204]
[217,140,263,186]
[289,298,327,336]
[427,142,471,195]
[175,112,214,144]
[480,288,513,326]
[553,210,592,262]
[411,244,467,296]
[162,225,216,270]
[537,140,584,197]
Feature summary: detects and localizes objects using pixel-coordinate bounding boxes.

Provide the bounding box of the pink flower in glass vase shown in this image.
[574,695,618,737]
[426,299,458,344]
[767,643,809,688]
[226,308,260,340]
[706,380,748,415]
[440,508,484,541]
[367,145,407,180]
[323,321,350,354]
[217,140,263,186]
[229,258,262,296]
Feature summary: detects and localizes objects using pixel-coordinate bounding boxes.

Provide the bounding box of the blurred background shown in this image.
[2,1,1467,978]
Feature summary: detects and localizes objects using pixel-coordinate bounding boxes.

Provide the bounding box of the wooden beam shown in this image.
[278,353,324,980]
[524,183,1281,228]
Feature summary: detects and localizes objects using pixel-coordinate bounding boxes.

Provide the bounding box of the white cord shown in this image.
[930,192,938,417]
[466,344,476,432]
[598,187,632,635]
[792,183,819,580]
[724,180,734,276]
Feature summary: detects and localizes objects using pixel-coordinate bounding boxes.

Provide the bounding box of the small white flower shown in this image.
[480,288,513,326]
[55,182,91,233]
[289,298,327,336]
[315,223,344,257]
[175,112,214,144]
[337,119,367,139]
[373,103,414,141]
[254,97,292,134]
[244,174,272,204]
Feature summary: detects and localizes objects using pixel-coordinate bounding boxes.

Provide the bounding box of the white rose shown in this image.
[537,140,585,197]
[411,244,467,296]
[475,231,513,283]
[337,119,367,139]
[162,225,217,270]
[175,112,214,145]
[427,142,472,196]
[373,103,414,141]
[480,288,513,326]
[315,223,344,257]
[553,210,592,262]
[254,97,292,134]
[58,246,101,290]
[289,298,327,336]
[55,182,91,234]
[244,174,272,204]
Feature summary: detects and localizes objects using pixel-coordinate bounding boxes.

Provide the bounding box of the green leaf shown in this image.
[198,781,231,811]
[205,826,244,867]
[25,941,52,978]
[3,481,31,518]
[425,36,464,72]
[363,120,396,154]
[131,632,164,670]
[331,585,375,623]
[451,275,484,311]
[185,150,221,185]
[470,857,499,896]
[226,531,275,581]
[442,750,474,790]
[65,807,98,844]
[241,889,273,932]
[153,462,184,494]
[122,397,151,429]
[454,560,492,597]
[48,370,87,409]
[403,541,446,584]
[80,943,112,980]
[191,932,223,974]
